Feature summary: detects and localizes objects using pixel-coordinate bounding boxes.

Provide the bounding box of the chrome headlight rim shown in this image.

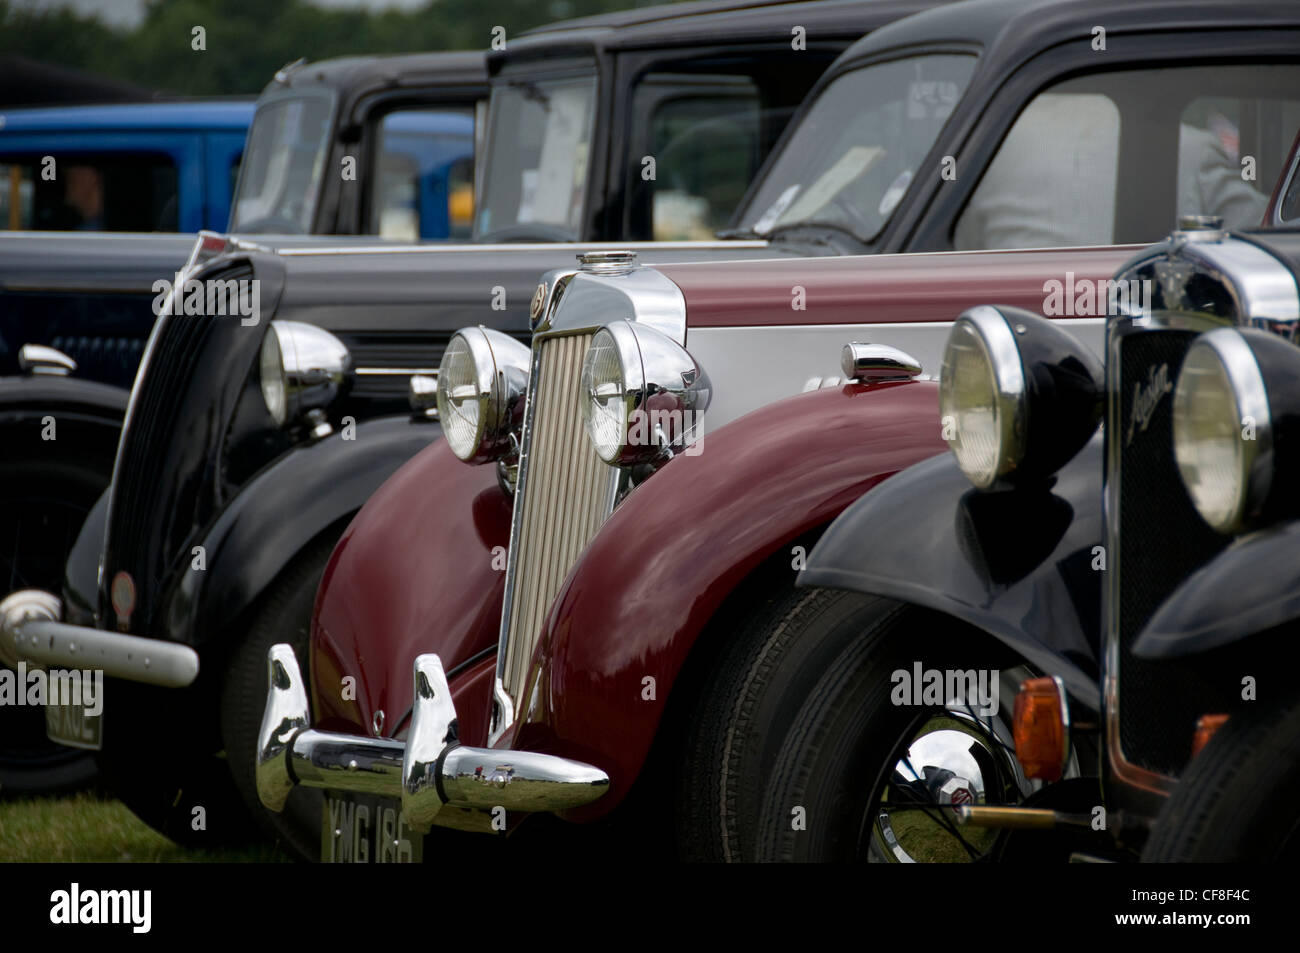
[579,319,709,469]
[436,325,529,465]
[1173,328,1274,535]
[260,320,352,428]
[941,305,1028,490]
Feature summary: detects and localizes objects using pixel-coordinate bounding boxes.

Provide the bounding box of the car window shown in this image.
[475,74,597,241]
[637,80,762,240]
[368,107,475,241]
[0,154,178,231]
[955,64,1300,250]
[739,54,977,242]
[231,94,332,233]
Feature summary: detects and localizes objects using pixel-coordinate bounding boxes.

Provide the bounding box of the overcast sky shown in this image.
[11,0,432,30]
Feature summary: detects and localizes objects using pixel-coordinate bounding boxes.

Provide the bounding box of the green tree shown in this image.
[0,0,686,97]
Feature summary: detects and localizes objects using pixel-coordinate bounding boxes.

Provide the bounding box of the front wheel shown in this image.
[754,590,1040,862]
[0,444,113,797]
[1141,700,1300,861]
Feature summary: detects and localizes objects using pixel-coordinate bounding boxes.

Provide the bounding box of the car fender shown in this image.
[0,375,127,432]
[310,437,510,738]
[165,415,442,649]
[512,381,946,816]
[1135,519,1300,659]
[802,436,1105,709]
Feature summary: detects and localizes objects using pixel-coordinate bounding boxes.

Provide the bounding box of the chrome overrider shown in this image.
[256,645,610,834]
[0,589,199,687]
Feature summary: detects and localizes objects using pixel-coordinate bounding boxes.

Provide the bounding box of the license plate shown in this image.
[322,793,423,863]
[45,701,102,750]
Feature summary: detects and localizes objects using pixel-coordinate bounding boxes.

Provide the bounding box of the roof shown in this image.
[0,100,255,133]
[835,0,1300,69]
[498,0,946,62]
[273,50,487,95]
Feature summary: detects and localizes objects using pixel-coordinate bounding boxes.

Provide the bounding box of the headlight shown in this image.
[940,305,1102,490]
[1172,327,1288,534]
[436,326,530,464]
[259,321,352,427]
[580,320,710,467]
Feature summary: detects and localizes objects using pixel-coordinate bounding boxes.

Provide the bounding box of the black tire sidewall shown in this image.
[1142,700,1300,862]
[0,438,114,797]
[219,534,338,862]
[756,601,1014,862]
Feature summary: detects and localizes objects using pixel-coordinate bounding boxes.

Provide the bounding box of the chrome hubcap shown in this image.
[871,668,1039,862]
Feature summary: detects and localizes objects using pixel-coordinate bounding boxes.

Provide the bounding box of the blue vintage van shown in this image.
[0,101,255,232]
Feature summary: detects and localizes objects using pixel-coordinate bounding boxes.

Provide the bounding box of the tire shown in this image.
[94,728,263,848]
[754,590,1030,862]
[1141,700,1300,861]
[0,443,112,797]
[677,582,909,862]
[219,535,337,862]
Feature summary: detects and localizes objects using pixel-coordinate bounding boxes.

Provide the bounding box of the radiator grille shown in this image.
[500,332,616,704]
[103,263,249,633]
[1112,329,1230,777]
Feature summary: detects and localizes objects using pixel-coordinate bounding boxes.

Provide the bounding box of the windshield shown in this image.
[474,74,597,241]
[231,93,333,233]
[739,54,976,242]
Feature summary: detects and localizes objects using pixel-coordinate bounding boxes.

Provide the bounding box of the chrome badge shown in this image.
[1126,363,1173,446]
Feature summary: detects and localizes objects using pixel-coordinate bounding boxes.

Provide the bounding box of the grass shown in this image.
[0,792,290,863]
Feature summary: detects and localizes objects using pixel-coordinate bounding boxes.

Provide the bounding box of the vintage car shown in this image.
[0,49,484,794]
[0,100,253,233]
[248,0,1300,862]
[229,51,484,240]
[0,0,929,833]
[1129,156,1300,862]
[777,177,1300,861]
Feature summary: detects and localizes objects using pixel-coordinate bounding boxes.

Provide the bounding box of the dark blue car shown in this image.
[0,101,255,232]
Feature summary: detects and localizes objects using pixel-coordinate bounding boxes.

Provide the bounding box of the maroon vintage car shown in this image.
[255,240,1138,860]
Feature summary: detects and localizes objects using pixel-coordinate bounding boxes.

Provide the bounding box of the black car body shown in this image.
[793,85,1300,865]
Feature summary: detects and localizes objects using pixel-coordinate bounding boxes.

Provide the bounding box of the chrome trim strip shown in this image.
[270,240,771,257]
[1272,145,1300,227]
[355,367,440,376]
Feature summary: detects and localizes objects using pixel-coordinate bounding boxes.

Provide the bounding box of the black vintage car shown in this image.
[0,0,934,852]
[776,199,1300,861]
[1131,159,1300,862]
[0,50,487,796]
[229,50,485,239]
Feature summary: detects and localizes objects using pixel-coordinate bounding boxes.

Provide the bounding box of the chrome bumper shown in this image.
[0,589,199,687]
[257,645,610,834]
